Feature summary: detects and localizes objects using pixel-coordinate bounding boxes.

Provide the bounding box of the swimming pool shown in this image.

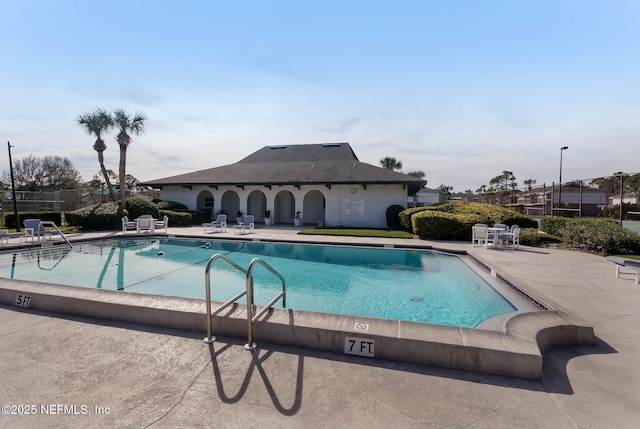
[0,238,517,327]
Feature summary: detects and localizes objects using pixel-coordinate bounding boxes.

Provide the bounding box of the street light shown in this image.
[558,146,569,209]
[614,171,624,225]
[7,141,20,232]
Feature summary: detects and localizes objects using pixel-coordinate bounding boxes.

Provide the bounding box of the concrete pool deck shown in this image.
[1,225,639,428]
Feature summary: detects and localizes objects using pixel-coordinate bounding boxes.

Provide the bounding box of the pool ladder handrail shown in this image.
[203,254,286,350]
[245,257,286,351]
[39,221,72,248]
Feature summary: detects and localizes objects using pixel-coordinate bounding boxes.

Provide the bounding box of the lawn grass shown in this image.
[298,228,413,239]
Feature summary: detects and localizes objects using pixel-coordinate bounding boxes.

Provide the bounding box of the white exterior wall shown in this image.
[159,183,408,228]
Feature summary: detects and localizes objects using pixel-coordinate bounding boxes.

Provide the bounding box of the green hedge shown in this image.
[160,209,193,226]
[539,217,570,236]
[3,211,63,229]
[156,200,189,211]
[400,201,538,239]
[66,202,120,230]
[559,218,640,255]
[412,211,481,240]
[67,197,162,231]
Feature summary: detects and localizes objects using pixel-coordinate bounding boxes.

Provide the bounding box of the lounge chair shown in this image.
[155,215,169,232]
[607,256,640,284]
[122,216,137,234]
[203,214,227,233]
[234,215,255,235]
[136,215,155,234]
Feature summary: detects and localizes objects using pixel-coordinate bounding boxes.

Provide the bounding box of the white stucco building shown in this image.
[142,143,426,229]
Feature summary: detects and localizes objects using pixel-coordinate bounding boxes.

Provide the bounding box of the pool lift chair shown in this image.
[22,219,72,248]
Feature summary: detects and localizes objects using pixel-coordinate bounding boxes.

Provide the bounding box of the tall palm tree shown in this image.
[380,157,403,171]
[523,178,537,204]
[77,108,116,201]
[113,109,146,213]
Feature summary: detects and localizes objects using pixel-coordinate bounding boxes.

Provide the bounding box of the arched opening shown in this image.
[220,191,240,220]
[274,190,295,224]
[303,190,325,225]
[247,190,267,222]
[196,190,214,222]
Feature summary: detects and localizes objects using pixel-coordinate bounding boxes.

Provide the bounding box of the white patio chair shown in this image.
[136,215,155,234]
[155,215,169,232]
[472,225,490,247]
[499,225,520,249]
[122,216,137,234]
[203,214,227,233]
[234,215,255,235]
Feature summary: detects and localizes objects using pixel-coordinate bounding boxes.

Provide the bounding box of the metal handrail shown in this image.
[244,257,286,351]
[203,253,248,343]
[39,221,72,248]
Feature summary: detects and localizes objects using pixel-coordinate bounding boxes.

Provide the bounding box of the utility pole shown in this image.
[7,141,20,232]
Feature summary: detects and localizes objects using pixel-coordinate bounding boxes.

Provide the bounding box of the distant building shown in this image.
[408,187,441,207]
[519,183,607,217]
[609,193,639,205]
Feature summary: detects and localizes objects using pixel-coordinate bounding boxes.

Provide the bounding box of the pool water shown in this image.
[0,239,516,327]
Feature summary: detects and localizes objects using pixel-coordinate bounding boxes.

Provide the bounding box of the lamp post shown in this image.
[558,146,569,210]
[614,171,624,225]
[7,141,20,232]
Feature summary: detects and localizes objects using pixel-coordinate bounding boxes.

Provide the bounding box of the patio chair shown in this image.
[155,215,169,232]
[472,224,490,247]
[498,225,520,249]
[136,215,155,234]
[122,216,137,234]
[234,215,255,235]
[203,214,227,233]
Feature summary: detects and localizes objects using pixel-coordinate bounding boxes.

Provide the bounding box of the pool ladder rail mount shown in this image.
[203,253,286,351]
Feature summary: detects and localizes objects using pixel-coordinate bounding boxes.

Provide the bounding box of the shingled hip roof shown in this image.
[142,143,426,191]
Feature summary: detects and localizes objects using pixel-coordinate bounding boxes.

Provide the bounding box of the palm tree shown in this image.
[380,157,403,171]
[113,109,146,213]
[77,108,116,201]
[523,178,537,204]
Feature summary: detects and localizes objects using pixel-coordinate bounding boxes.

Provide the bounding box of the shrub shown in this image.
[160,209,193,226]
[124,196,160,219]
[519,228,540,246]
[67,202,120,230]
[3,211,62,229]
[539,217,570,236]
[156,200,189,211]
[559,218,640,255]
[412,211,479,240]
[385,205,405,230]
[398,207,431,232]
[399,201,537,239]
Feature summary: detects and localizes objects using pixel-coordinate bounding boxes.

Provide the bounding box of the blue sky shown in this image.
[1,0,639,192]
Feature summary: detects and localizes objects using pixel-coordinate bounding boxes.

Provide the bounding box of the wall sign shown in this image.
[345,197,365,216]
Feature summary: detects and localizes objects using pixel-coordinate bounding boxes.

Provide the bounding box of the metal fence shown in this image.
[0,188,160,216]
[456,171,640,219]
